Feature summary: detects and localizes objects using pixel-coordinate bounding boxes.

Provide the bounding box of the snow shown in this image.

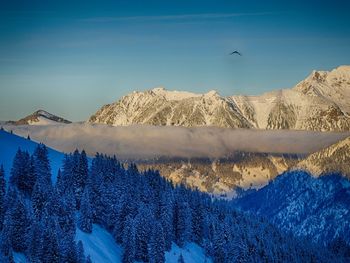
[151,86,201,101]
[13,252,26,263]
[0,129,64,182]
[165,243,212,263]
[11,208,210,263]
[76,225,211,263]
[76,224,123,263]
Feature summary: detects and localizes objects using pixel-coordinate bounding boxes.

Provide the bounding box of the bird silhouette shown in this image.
[230,51,242,56]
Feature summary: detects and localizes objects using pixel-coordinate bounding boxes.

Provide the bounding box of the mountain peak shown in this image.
[151,86,166,93]
[149,86,201,101]
[204,90,219,97]
[10,109,71,125]
[335,65,350,71]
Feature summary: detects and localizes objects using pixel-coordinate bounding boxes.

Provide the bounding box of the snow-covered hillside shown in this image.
[235,170,350,246]
[296,136,350,177]
[89,66,350,131]
[8,109,71,125]
[0,129,64,180]
[76,225,211,263]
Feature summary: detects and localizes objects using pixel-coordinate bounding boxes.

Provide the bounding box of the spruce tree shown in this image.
[86,255,92,263]
[122,215,135,263]
[134,206,153,262]
[33,144,52,186]
[32,179,49,219]
[0,213,12,257]
[76,240,86,263]
[178,253,185,263]
[41,213,60,263]
[174,199,192,247]
[27,220,43,262]
[148,221,165,263]
[78,188,92,233]
[9,192,30,252]
[160,191,174,251]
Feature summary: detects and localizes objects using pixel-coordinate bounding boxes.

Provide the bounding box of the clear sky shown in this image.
[1,0,350,121]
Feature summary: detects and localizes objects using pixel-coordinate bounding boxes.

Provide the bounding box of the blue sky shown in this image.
[1,0,350,121]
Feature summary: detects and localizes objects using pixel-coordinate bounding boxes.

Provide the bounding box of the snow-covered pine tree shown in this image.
[27,219,43,262]
[76,240,86,263]
[40,212,61,263]
[160,191,174,251]
[121,215,136,263]
[134,206,153,262]
[10,149,35,196]
[173,198,192,247]
[33,144,52,187]
[177,253,185,263]
[8,191,30,252]
[148,221,165,263]
[32,178,50,219]
[86,255,92,263]
[78,188,92,233]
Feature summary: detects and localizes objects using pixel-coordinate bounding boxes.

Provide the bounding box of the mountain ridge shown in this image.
[296,135,350,177]
[8,109,71,125]
[88,65,350,131]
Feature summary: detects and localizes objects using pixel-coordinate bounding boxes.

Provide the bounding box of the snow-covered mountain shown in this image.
[234,65,350,131]
[89,66,350,131]
[296,136,350,177]
[88,87,252,128]
[8,109,71,125]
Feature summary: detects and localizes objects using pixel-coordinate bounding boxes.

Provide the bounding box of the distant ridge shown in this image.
[8,109,71,125]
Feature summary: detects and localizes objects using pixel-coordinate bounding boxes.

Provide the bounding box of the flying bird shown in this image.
[230,51,242,56]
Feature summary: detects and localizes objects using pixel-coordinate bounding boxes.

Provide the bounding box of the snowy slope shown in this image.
[165,243,212,263]
[89,65,350,131]
[0,129,64,181]
[76,225,123,263]
[76,224,211,263]
[235,171,350,246]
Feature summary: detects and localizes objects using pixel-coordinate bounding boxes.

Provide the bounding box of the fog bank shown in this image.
[4,124,349,159]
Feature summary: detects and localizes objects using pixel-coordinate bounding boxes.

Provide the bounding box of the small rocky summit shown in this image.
[89,66,350,131]
[9,110,71,125]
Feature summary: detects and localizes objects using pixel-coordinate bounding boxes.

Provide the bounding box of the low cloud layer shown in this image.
[4,124,349,159]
